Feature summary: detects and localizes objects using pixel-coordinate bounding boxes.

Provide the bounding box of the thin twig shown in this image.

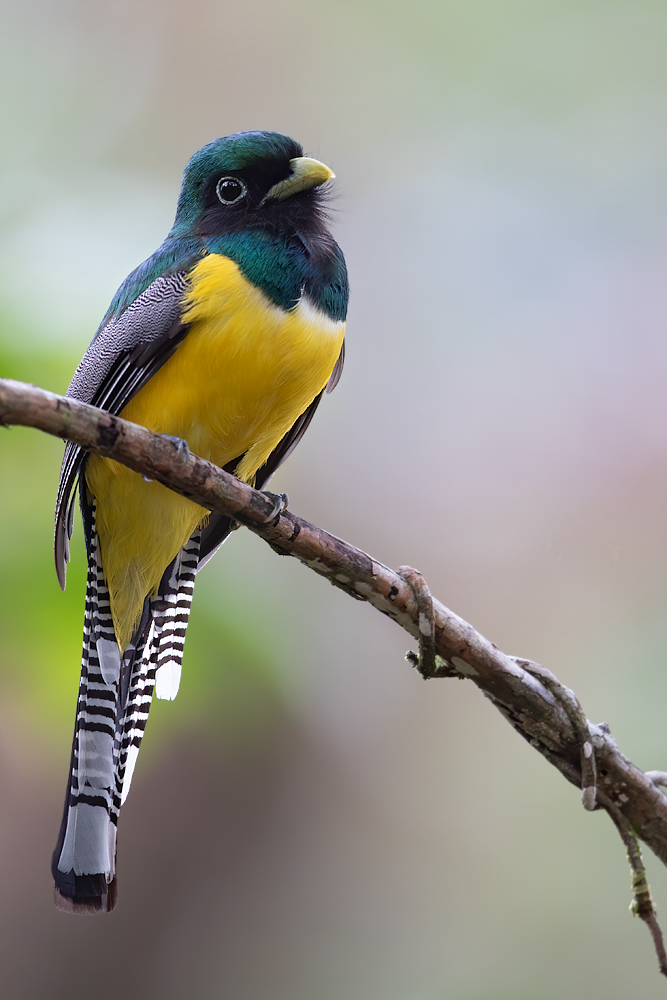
[603,793,667,977]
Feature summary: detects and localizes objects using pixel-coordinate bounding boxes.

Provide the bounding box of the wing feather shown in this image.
[55,270,191,587]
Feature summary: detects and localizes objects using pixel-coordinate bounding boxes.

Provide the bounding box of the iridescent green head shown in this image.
[107,131,347,324]
[170,130,335,237]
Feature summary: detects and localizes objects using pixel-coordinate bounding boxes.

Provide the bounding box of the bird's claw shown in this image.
[161,434,191,458]
[261,491,289,522]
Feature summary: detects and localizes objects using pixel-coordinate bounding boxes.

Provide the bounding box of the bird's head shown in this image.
[170,131,335,239]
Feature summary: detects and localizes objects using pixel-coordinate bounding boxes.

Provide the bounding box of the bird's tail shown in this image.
[52,503,200,913]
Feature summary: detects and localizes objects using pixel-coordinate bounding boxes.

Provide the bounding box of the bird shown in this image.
[51,130,348,913]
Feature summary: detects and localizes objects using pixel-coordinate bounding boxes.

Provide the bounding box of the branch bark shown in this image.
[2,376,667,973]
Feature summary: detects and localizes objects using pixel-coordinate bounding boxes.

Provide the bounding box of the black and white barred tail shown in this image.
[52,504,200,913]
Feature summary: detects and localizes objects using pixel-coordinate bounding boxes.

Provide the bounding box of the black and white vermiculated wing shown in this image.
[54,270,191,587]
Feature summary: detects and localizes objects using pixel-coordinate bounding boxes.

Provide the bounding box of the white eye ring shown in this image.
[215,176,247,205]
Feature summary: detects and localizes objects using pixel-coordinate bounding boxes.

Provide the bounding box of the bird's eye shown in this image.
[215,176,247,205]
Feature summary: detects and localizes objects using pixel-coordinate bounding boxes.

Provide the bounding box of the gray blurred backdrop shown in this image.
[1,1,667,997]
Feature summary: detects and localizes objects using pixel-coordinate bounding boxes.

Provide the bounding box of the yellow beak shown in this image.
[263,157,335,202]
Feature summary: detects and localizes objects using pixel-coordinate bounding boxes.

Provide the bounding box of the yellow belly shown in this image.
[86,253,345,650]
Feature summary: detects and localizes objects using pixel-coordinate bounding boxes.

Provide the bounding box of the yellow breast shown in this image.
[86,253,345,649]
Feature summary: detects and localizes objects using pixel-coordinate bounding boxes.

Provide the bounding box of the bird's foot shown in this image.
[143,435,190,482]
[161,434,191,458]
[261,491,289,522]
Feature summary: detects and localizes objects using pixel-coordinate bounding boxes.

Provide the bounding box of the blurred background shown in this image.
[1,0,667,996]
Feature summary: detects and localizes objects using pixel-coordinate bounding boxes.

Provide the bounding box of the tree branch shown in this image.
[2,375,667,975]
